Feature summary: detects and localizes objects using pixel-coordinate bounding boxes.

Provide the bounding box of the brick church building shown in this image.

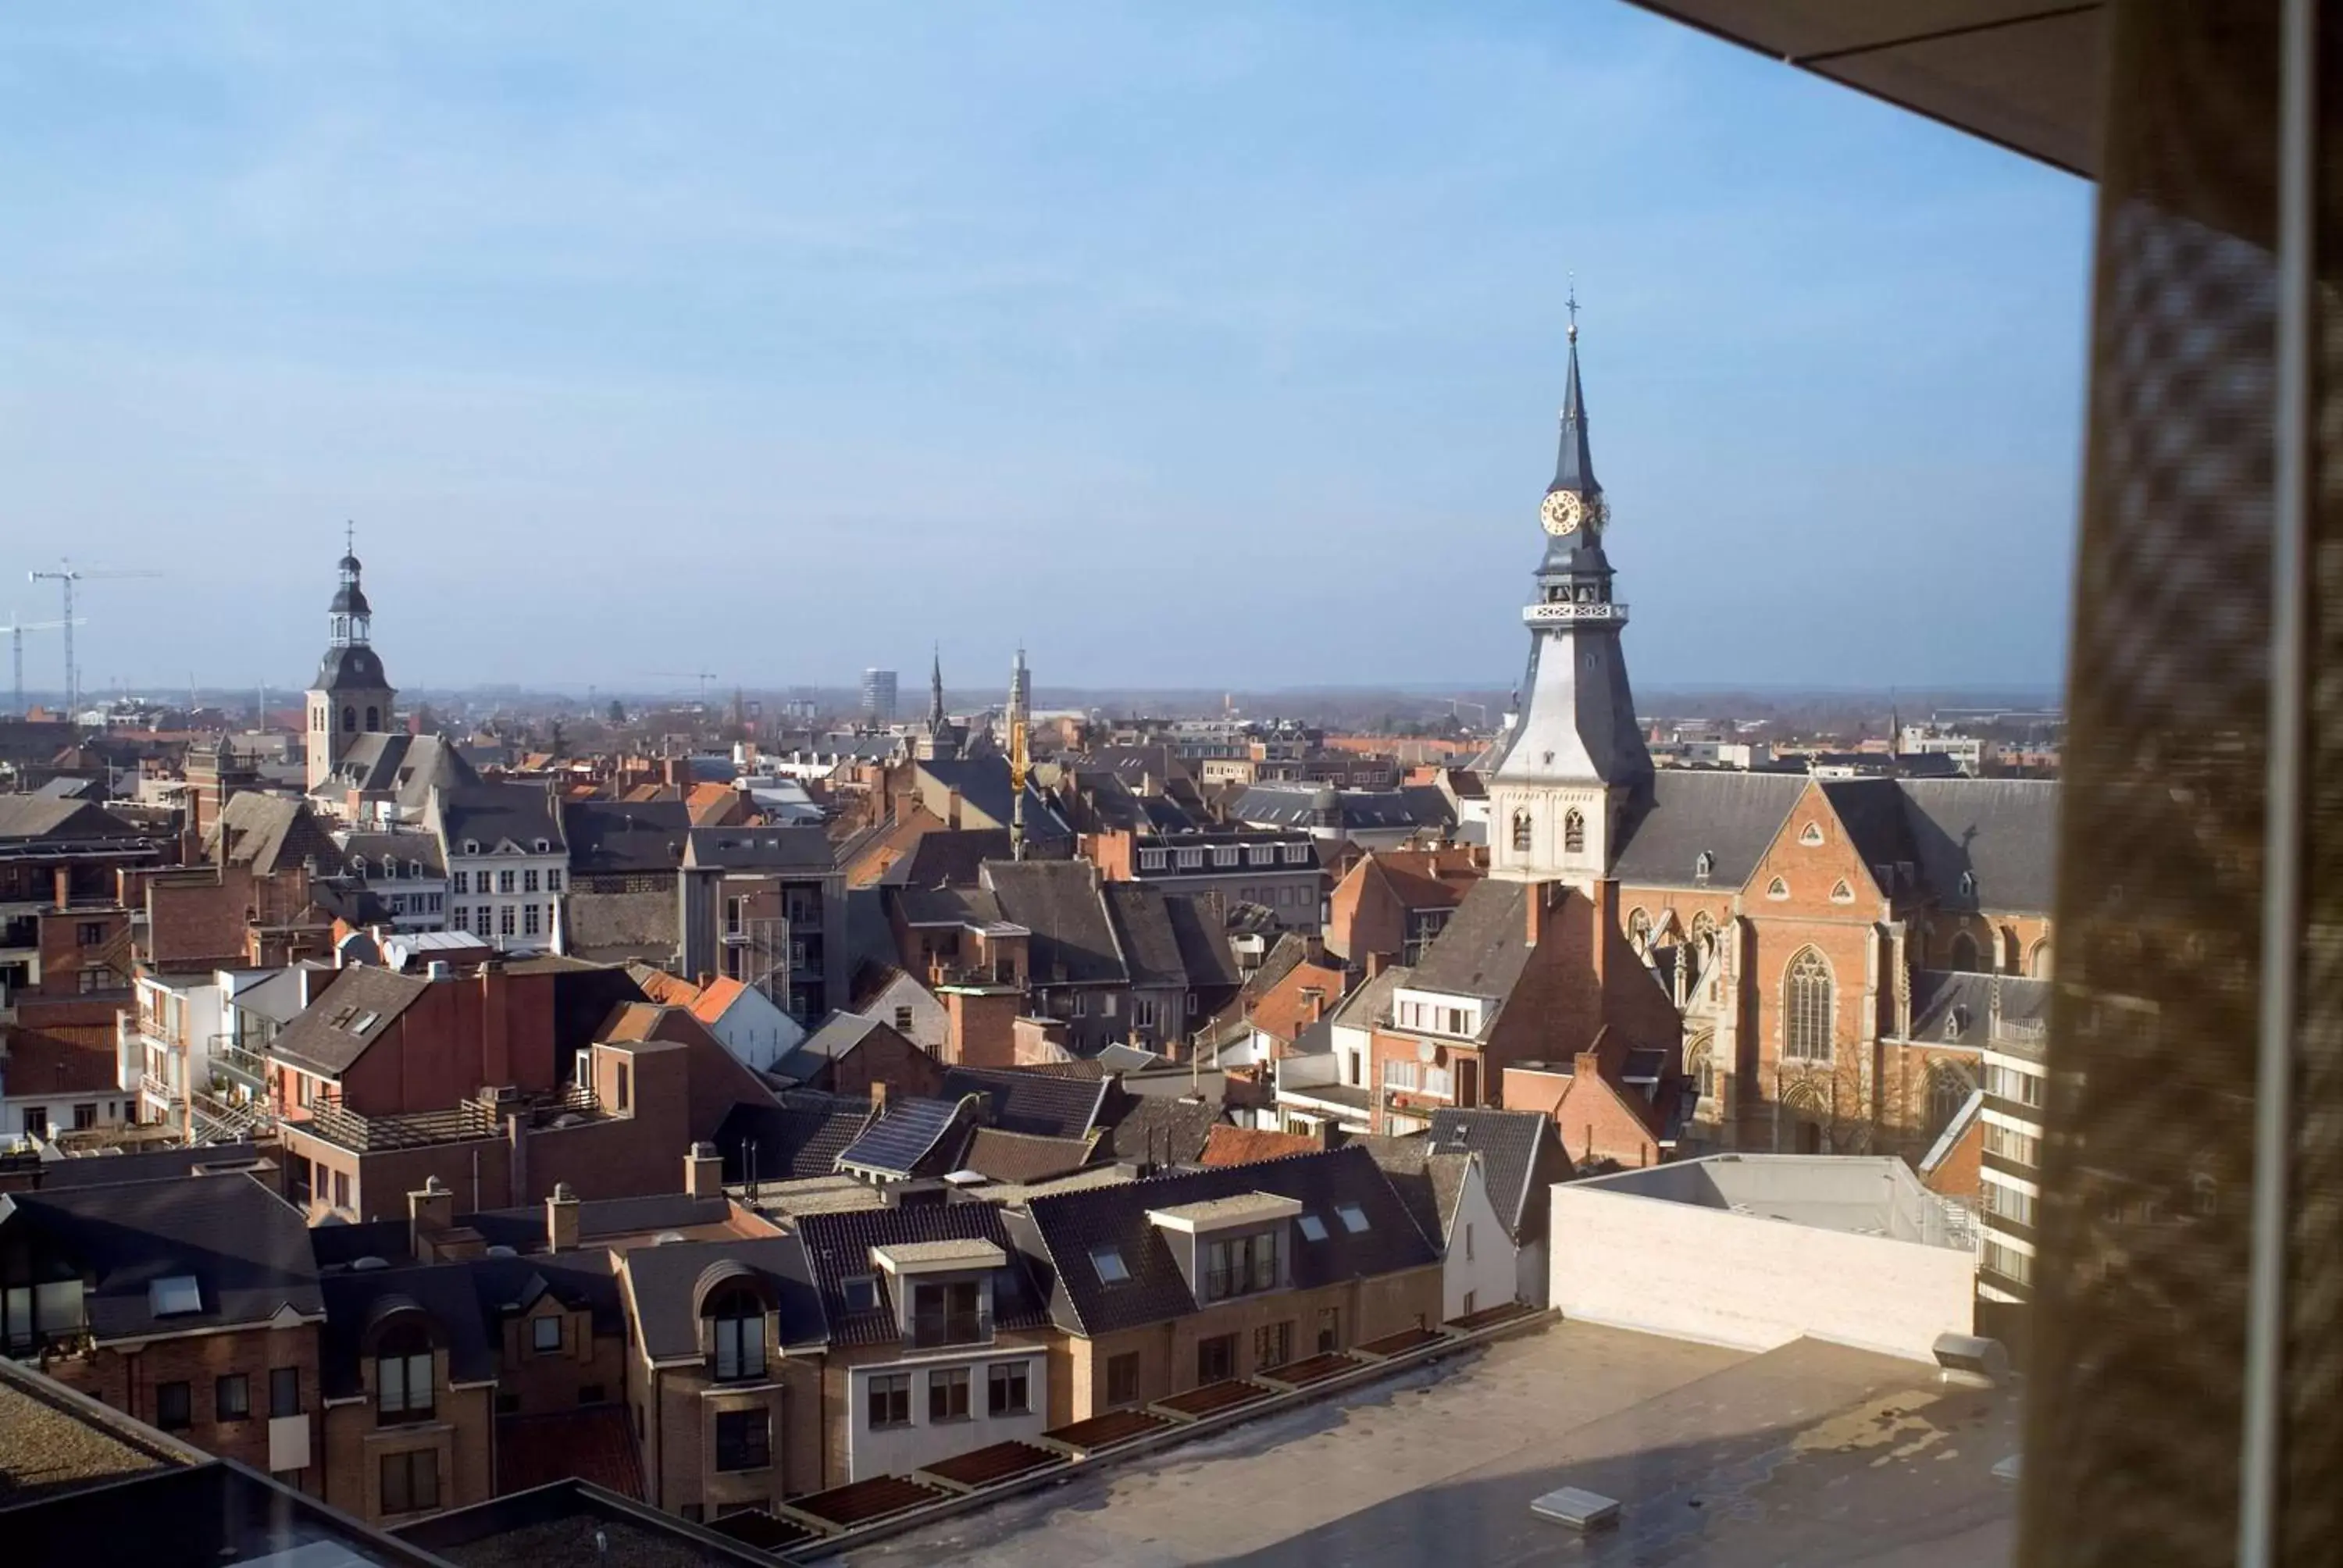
[1373,302,2054,1164]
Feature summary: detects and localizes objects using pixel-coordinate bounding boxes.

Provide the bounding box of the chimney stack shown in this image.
[686,1141,723,1199]
[408,1175,454,1262]
[1365,951,1388,980]
[1525,882,1547,947]
[546,1182,580,1253]
[869,1080,890,1114]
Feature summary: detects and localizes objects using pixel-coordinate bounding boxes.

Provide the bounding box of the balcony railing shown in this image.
[909,1310,993,1349]
[139,1071,180,1105]
[210,1035,268,1086]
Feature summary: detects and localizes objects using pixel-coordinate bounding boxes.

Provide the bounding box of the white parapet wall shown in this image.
[1548,1155,1977,1363]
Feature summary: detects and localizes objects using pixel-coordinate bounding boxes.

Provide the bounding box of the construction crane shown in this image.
[648,671,718,709]
[27,561,163,722]
[0,616,81,718]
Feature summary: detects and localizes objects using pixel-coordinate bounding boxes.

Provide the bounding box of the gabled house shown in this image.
[1422,1108,1571,1307]
[793,1202,1057,1484]
[771,1014,941,1099]
[1350,1133,1513,1320]
[1001,1144,1442,1421]
[687,976,807,1076]
[834,1094,983,1183]
[0,1171,326,1488]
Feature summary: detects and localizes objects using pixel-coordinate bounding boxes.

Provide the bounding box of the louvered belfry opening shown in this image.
[2020,1,2341,1563]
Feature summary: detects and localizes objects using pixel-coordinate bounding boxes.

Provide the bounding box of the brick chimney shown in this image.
[546,1182,580,1253]
[1365,951,1388,980]
[1525,882,1547,947]
[408,1175,453,1262]
[1303,987,1327,1025]
[945,787,964,830]
[869,1080,890,1114]
[686,1141,723,1199]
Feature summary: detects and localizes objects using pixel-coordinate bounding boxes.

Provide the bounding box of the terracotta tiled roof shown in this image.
[1198,1125,1319,1167]
[625,964,702,1007]
[1246,960,1347,1046]
[688,975,747,1025]
[496,1406,644,1499]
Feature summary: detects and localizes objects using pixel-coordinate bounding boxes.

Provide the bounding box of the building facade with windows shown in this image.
[430,785,569,954]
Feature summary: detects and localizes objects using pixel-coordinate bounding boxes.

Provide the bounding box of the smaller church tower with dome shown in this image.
[305,531,397,792]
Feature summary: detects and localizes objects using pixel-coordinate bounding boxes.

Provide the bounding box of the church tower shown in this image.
[304,533,397,792]
[1486,299,1653,886]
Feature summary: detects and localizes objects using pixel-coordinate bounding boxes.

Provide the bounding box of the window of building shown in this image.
[1510,809,1532,853]
[1985,1061,2043,1107]
[1984,1178,2038,1228]
[615,1063,630,1111]
[1830,878,1855,903]
[1297,1211,1328,1242]
[72,1103,95,1130]
[215,1373,250,1421]
[707,1288,765,1381]
[1981,1238,2033,1286]
[532,1314,562,1354]
[1106,1352,1139,1407]
[1139,847,1168,871]
[270,1367,301,1418]
[380,1449,439,1516]
[988,1360,1030,1415]
[1766,877,1790,900]
[928,1366,972,1422]
[376,1327,434,1422]
[1799,821,1825,846]
[1072,992,1088,1017]
[497,870,516,894]
[1336,1202,1370,1235]
[1248,843,1275,865]
[451,868,470,896]
[1563,808,1585,854]
[1197,1333,1237,1383]
[341,706,355,732]
[333,1170,351,1211]
[911,1280,982,1347]
[866,1373,911,1429]
[520,868,538,893]
[1383,1058,1421,1092]
[842,1275,879,1313]
[1693,850,1714,884]
[155,1381,192,1431]
[1203,1231,1279,1301]
[1089,1245,1130,1284]
[1175,847,1204,869]
[1985,1120,2041,1166]
[1950,931,1981,972]
[1254,1320,1293,1370]
[498,905,516,938]
[546,868,562,892]
[522,903,540,937]
[713,1408,771,1472]
[893,1004,915,1033]
[76,921,105,947]
[1212,845,1239,867]
[1783,948,1835,1063]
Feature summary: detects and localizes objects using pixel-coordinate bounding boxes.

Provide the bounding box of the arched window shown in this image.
[366,705,380,730]
[1627,907,1652,951]
[1766,877,1789,900]
[1829,878,1854,903]
[1687,1037,1717,1102]
[1799,821,1824,846]
[705,1287,765,1381]
[1693,850,1714,885]
[1949,931,1981,972]
[1563,809,1585,855]
[1928,1062,1975,1128]
[376,1323,434,1420]
[1783,948,1834,1062]
[341,705,356,732]
[1510,809,1532,853]
[2028,939,2053,979]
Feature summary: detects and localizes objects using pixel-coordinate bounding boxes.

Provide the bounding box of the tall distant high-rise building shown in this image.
[861,667,897,723]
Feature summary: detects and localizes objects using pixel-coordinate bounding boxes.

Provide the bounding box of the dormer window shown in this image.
[1203,1231,1282,1302]
[462,840,479,856]
[1959,871,1978,900]
[705,1287,766,1381]
[534,838,551,853]
[1694,850,1714,884]
[376,1324,434,1424]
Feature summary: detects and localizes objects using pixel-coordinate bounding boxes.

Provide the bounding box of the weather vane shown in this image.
[1566,273,1580,342]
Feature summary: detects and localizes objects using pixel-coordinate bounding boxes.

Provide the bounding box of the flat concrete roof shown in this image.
[1147,1192,1303,1232]
[1573,1153,1972,1251]
[819,1321,2017,1567]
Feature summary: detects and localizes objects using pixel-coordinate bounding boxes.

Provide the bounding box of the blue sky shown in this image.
[0,1,2092,697]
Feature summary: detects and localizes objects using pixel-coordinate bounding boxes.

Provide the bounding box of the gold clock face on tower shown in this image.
[1540,490,1583,536]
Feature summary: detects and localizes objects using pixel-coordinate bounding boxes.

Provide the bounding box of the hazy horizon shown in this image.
[3,2,2091,695]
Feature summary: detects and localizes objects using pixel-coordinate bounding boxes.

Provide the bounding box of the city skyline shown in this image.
[3,2,2090,693]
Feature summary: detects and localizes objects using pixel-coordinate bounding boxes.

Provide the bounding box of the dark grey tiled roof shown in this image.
[1816,779,1918,879]
[0,1174,321,1344]
[714,1092,876,1184]
[878,829,1016,889]
[893,886,1006,928]
[1608,772,1810,889]
[1906,970,2053,1048]
[1013,1145,1437,1337]
[211,793,339,875]
[940,1066,1109,1141]
[793,1202,1050,1348]
[621,1234,826,1360]
[266,964,435,1077]
[1090,1089,1221,1168]
[438,782,565,856]
[1101,883,1186,990]
[920,757,1070,843]
[960,1128,1096,1184]
[775,1014,897,1082]
[1405,881,1532,1011]
[983,860,1125,986]
[681,825,836,871]
[562,800,690,875]
[319,733,480,808]
[1162,891,1242,994]
[1427,1108,1567,1242]
[336,831,448,878]
[1345,1134,1453,1250]
[318,1258,491,1398]
[1898,779,2059,914]
[1233,786,1451,832]
[462,1192,733,1253]
[0,796,139,841]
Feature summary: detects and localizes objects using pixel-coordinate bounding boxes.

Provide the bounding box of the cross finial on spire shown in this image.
[344,519,355,556]
[1565,274,1579,343]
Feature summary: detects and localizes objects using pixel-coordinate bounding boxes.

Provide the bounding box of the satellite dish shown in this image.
[1418,1039,1437,1065]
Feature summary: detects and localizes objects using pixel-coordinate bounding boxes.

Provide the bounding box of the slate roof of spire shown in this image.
[1550,324,1600,497]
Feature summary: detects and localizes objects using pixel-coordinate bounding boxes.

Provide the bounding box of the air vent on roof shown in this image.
[485,1245,517,1257]
[350,1256,390,1271]
[653,1231,686,1245]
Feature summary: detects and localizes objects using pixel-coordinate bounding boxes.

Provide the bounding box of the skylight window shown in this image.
[1297,1213,1329,1242]
[1336,1203,1371,1235]
[149,1274,202,1317]
[351,1010,381,1033]
[843,1275,879,1312]
[1090,1245,1131,1284]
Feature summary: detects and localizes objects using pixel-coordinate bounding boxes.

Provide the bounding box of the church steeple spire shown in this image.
[1549,285,1599,501]
[929,643,946,729]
